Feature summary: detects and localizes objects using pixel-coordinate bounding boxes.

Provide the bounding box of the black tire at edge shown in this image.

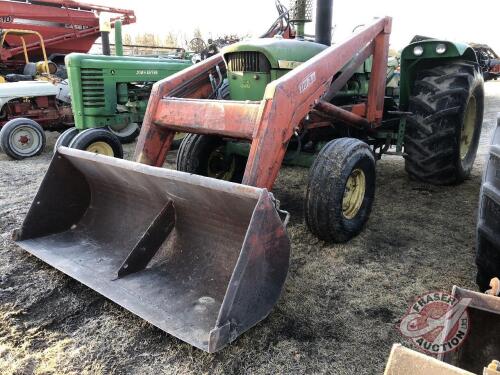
[476,117,500,291]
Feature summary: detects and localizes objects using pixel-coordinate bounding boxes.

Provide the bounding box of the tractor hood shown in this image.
[401,39,476,61]
[222,38,327,70]
[0,81,58,109]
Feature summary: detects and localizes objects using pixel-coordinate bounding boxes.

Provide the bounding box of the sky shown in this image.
[101,0,500,52]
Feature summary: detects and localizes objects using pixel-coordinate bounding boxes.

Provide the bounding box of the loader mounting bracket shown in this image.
[118,199,176,278]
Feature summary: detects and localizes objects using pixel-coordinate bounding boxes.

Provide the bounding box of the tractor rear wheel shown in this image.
[304,138,376,242]
[0,118,46,159]
[404,61,484,185]
[69,128,123,158]
[171,132,186,150]
[54,127,79,153]
[476,117,500,291]
[176,133,246,182]
[107,122,140,144]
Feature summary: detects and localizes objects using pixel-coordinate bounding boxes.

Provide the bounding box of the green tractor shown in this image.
[399,41,483,185]
[174,23,484,241]
[57,53,192,157]
[54,19,193,158]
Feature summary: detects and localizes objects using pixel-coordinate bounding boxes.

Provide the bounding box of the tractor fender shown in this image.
[0,81,58,106]
[0,81,59,112]
[399,40,479,110]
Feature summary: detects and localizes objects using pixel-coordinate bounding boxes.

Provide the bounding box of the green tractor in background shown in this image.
[58,53,192,157]
[55,21,193,158]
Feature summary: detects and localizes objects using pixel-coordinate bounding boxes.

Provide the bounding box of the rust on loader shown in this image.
[13,147,290,352]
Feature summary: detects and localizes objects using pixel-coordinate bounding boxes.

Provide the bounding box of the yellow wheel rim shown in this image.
[460,96,477,160]
[207,146,235,181]
[174,132,186,141]
[342,168,366,220]
[86,141,114,156]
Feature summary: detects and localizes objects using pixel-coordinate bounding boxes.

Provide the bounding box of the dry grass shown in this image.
[0,82,499,374]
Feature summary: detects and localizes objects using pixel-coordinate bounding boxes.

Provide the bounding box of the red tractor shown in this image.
[0,0,135,76]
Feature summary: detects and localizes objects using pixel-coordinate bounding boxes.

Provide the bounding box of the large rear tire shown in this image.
[476,117,500,291]
[171,132,186,150]
[304,138,376,243]
[404,61,484,185]
[176,133,246,183]
[0,118,46,160]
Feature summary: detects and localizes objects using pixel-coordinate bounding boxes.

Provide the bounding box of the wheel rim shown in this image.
[207,146,235,181]
[9,125,41,156]
[86,141,114,156]
[174,132,186,141]
[342,168,366,220]
[460,96,477,160]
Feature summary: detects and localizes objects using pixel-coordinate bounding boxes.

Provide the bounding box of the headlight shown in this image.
[413,45,424,56]
[436,43,447,54]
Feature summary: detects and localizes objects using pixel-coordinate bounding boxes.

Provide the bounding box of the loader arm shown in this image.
[135,53,226,165]
[134,17,392,190]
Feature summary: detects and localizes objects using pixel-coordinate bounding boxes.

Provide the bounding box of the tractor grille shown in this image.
[81,68,105,108]
[226,52,271,73]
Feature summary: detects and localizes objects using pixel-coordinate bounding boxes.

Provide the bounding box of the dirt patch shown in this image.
[0,82,499,374]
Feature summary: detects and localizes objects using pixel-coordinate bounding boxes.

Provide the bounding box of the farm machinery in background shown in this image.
[0,19,196,159]
[0,0,136,159]
[0,0,135,77]
[0,0,297,159]
[14,0,485,354]
[470,43,500,81]
[0,28,72,159]
[44,1,298,158]
[56,52,192,157]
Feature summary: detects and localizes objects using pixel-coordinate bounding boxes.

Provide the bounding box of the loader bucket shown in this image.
[440,286,500,374]
[14,147,290,352]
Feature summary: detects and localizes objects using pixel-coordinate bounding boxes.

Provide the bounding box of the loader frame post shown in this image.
[134,17,392,190]
[366,20,391,124]
[134,54,225,166]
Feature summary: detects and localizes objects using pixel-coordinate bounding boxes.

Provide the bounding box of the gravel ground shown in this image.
[0,82,499,375]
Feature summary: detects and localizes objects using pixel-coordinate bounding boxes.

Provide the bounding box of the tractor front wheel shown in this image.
[305,138,376,242]
[54,127,79,153]
[107,122,140,144]
[404,61,484,185]
[176,134,246,182]
[69,128,123,158]
[0,118,46,160]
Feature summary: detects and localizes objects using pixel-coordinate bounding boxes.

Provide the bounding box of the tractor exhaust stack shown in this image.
[315,0,333,46]
[13,147,290,352]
